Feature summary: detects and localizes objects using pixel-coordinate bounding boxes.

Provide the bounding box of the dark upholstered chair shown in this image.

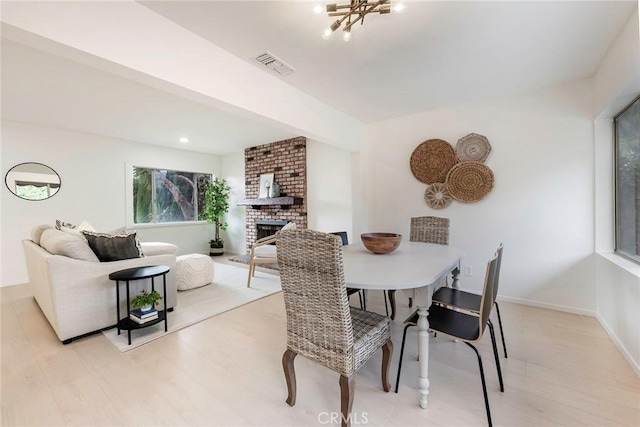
[277,229,393,427]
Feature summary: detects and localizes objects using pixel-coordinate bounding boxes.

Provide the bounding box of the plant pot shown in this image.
[140,304,153,312]
[210,246,224,257]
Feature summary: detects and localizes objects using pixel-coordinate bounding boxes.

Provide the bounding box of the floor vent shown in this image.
[254,51,295,76]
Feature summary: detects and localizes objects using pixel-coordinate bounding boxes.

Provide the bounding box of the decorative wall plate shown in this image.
[409,139,457,184]
[424,183,452,209]
[456,133,491,162]
[446,161,495,202]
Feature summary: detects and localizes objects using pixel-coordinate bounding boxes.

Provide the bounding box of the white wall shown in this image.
[306,140,353,238]
[593,8,640,375]
[1,121,222,286]
[221,151,246,256]
[359,79,596,315]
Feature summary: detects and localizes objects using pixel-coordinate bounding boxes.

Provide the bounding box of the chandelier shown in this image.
[321,0,404,41]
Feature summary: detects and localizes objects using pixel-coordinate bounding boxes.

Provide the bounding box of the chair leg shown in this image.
[408,297,413,308]
[381,340,393,392]
[362,290,367,311]
[494,302,508,358]
[395,323,413,393]
[358,291,364,310]
[339,375,355,427]
[246,261,254,287]
[282,349,297,406]
[487,320,504,392]
[464,343,493,427]
[387,290,396,320]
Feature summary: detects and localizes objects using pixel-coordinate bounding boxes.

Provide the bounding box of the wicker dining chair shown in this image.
[330,231,366,310]
[387,216,452,318]
[433,244,507,358]
[395,250,504,427]
[277,229,393,427]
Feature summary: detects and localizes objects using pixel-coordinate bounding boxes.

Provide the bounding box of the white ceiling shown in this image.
[1,1,637,154]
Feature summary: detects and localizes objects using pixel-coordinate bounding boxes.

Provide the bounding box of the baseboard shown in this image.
[497,295,596,317]
[596,313,640,377]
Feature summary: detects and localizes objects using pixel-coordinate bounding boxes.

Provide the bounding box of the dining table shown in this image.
[341,240,464,409]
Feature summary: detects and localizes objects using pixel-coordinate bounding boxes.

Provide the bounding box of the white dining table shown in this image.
[341,240,464,409]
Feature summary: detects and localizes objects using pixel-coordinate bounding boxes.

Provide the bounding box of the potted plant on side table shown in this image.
[200,177,231,256]
[131,289,163,312]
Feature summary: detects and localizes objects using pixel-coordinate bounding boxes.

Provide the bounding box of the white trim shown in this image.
[497,295,596,317]
[597,313,640,377]
[598,252,640,277]
[131,220,209,229]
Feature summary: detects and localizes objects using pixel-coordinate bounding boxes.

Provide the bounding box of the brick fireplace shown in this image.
[243,137,307,253]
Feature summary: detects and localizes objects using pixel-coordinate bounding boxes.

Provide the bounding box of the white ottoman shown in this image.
[176,254,215,291]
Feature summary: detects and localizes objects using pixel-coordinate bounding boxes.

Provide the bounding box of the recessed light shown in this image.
[179,137,189,143]
[313,5,323,14]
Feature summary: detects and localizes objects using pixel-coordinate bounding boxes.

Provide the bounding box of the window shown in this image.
[614,96,640,263]
[132,166,211,224]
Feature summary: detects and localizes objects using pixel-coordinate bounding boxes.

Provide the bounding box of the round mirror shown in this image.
[5,162,61,201]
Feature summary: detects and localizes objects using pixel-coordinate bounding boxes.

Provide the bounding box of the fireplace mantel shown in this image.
[238,197,303,209]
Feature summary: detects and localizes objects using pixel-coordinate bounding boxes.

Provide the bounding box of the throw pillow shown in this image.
[81,231,144,262]
[282,222,296,230]
[40,229,100,262]
[56,220,96,241]
[31,224,54,246]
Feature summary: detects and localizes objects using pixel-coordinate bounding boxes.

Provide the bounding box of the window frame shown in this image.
[125,162,213,228]
[613,95,640,264]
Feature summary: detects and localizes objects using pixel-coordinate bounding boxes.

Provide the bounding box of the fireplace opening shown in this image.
[256,220,288,241]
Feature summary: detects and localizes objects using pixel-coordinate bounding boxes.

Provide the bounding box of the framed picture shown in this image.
[258,173,274,198]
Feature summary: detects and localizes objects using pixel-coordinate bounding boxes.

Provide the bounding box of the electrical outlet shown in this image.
[464,265,473,277]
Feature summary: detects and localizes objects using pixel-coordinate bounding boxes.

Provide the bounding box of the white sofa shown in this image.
[23,230,179,343]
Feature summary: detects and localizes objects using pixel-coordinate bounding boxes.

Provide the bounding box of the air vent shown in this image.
[254,51,295,76]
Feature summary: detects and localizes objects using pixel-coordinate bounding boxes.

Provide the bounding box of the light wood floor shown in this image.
[2,270,639,426]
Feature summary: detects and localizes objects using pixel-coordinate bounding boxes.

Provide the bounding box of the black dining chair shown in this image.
[432,244,507,358]
[330,232,366,310]
[395,250,504,427]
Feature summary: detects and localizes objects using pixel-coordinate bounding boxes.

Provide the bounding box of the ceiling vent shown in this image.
[254,51,295,76]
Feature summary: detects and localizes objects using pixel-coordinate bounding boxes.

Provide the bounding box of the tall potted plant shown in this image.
[200,177,231,256]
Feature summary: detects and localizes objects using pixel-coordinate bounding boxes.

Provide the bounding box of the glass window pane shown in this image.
[615,97,640,263]
[133,166,211,224]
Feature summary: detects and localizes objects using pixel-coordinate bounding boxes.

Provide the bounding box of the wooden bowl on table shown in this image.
[360,232,402,254]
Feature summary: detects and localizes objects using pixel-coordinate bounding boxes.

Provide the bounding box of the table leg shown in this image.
[451,264,461,289]
[414,287,432,409]
[163,273,168,332]
[116,280,121,335]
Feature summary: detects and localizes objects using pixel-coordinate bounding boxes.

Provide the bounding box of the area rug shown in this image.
[228,253,279,270]
[102,262,280,352]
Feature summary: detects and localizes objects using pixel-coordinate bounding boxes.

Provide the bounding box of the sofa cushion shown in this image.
[254,244,277,258]
[31,224,54,246]
[82,231,144,262]
[40,229,100,262]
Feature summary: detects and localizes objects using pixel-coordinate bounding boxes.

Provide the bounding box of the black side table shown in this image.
[108,265,170,345]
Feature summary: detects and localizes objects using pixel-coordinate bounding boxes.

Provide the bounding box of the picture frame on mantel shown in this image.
[258,173,274,198]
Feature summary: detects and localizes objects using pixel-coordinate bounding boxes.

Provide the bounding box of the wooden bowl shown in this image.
[360,232,402,254]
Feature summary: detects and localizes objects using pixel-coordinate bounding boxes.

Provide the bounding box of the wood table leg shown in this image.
[414,287,431,409]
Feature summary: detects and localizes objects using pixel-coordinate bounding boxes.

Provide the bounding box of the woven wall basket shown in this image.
[410,139,457,184]
[456,133,491,162]
[446,161,495,202]
[424,183,452,209]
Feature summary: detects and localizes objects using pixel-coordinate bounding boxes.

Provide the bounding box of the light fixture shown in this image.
[179,137,189,143]
[322,0,398,40]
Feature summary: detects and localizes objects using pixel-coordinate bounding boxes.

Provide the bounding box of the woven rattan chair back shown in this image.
[276,229,356,376]
[409,216,450,245]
